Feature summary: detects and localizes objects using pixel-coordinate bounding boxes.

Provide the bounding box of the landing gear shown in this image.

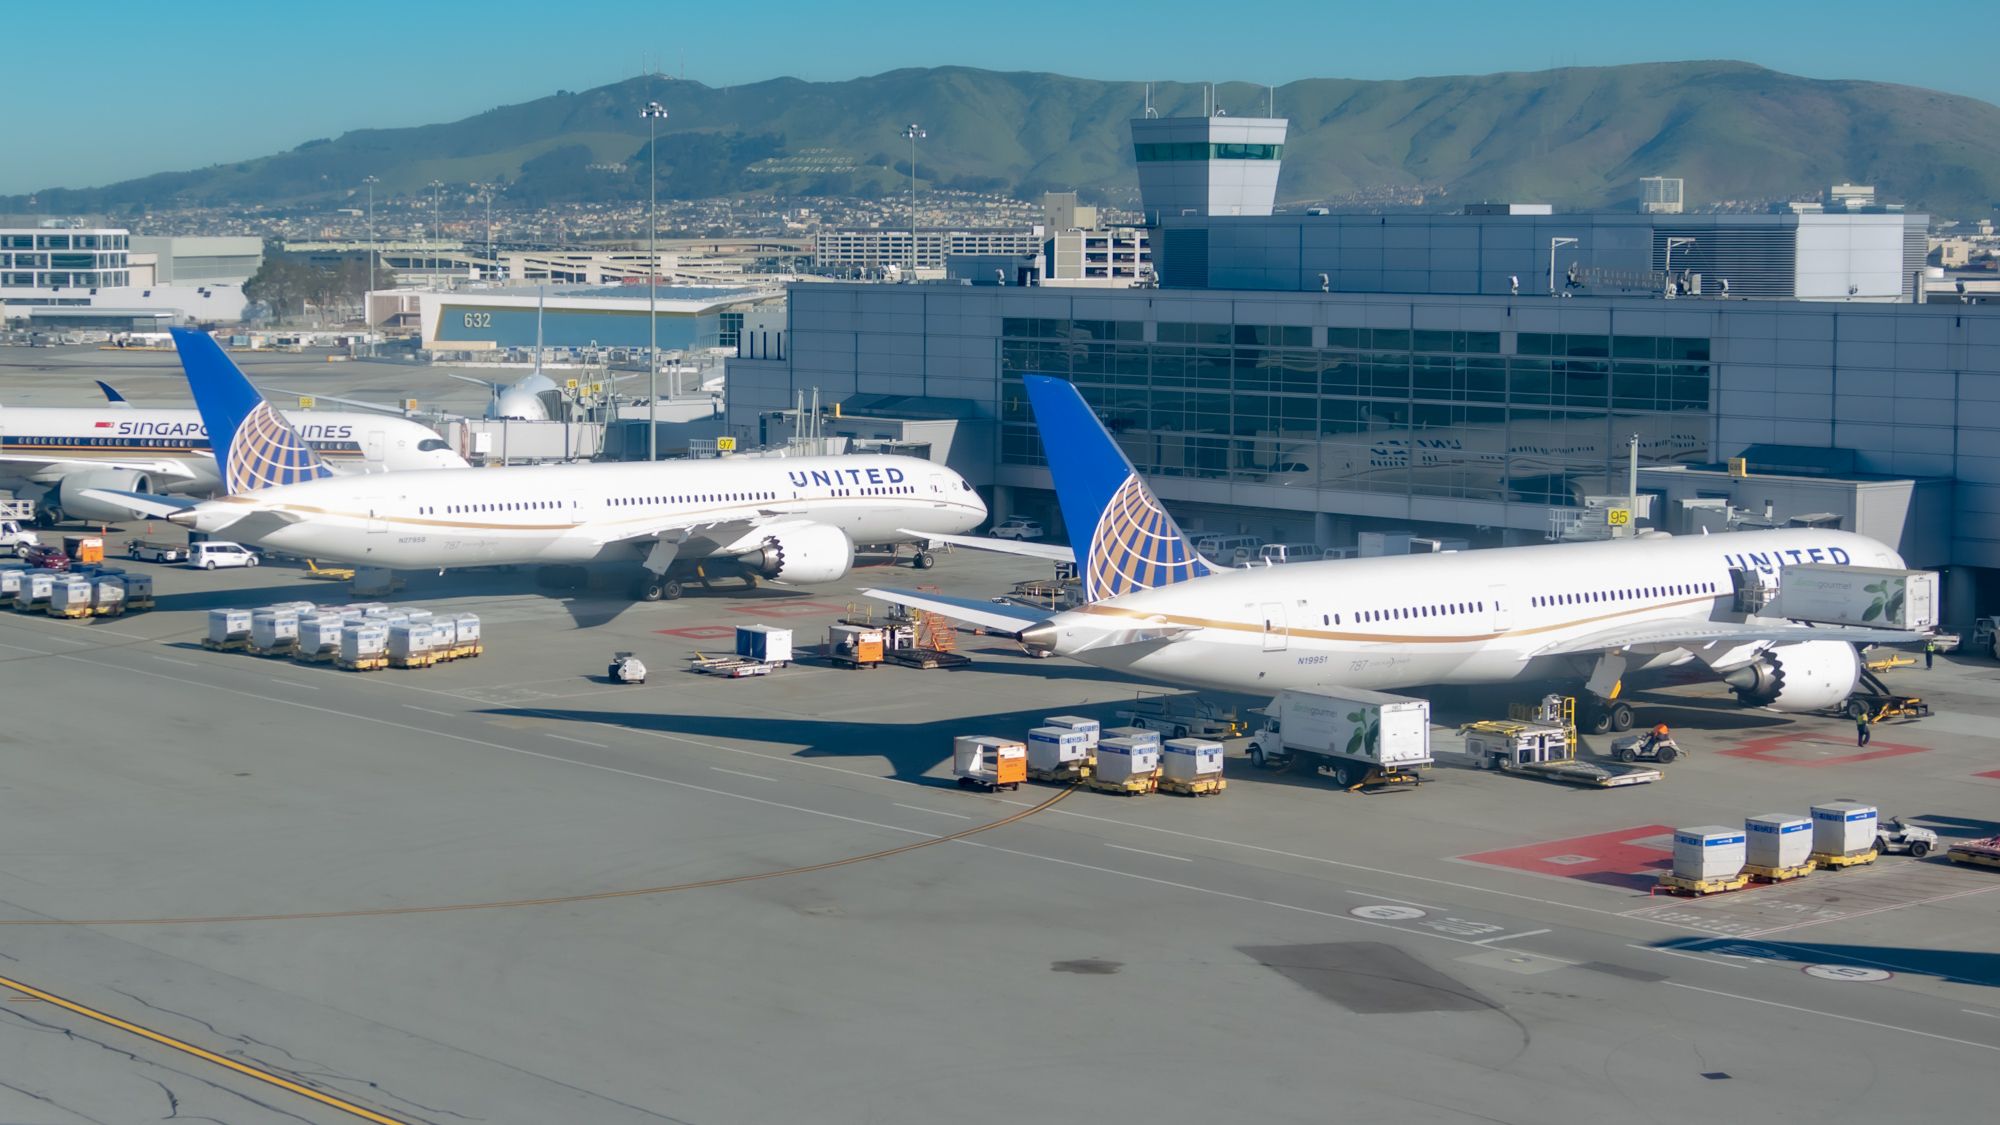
[912,550,936,570]
[635,576,684,602]
[1607,701,1635,732]
[741,572,759,590]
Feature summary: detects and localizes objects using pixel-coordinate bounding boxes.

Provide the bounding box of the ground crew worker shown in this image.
[1855,713,1872,747]
[1643,723,1671,754]
[1925,640,1936,670]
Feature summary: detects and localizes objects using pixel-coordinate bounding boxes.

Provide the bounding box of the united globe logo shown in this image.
[1084,473,1211,600]
[225,402,331,493]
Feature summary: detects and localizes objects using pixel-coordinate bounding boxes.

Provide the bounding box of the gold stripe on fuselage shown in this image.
[211,492,980,534]
[1074,593,1720,646]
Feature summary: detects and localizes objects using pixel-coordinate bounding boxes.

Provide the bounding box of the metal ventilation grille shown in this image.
[1650,229,1795,298]
[1160,228,1210,289]
[1902,222,1926,299]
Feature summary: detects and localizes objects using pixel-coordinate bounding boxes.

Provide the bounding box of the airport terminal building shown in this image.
[727,115,2000,621]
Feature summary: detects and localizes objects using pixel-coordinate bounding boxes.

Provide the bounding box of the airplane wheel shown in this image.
[1586,710,1612,736]
[1844,699,1868,721]
[913,551,935,570]
[662,578,684,601]
[1608,702,1634,731]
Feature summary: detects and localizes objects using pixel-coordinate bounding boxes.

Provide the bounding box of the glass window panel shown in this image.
[1464,357,1507,402]
[1462,331,1501,353]
[1151,345,1189,387]
[1326,327,1362,349]
[1565,334,1610,358]
[1668,337,1711,361]
[1368,354,1409,396]
[1274,350,1319,392]
[1233,348,1273,392]
[1110,344,1149,385]
[1189,347,1230,389]
[1321,353,1362,395]
[1320,398,1364,435]
[1559,360,1608,406]
[1368,328,1410,350]
[1612,335,1657,359]
[1517,332,1557,356]
[1412,329,1454,353]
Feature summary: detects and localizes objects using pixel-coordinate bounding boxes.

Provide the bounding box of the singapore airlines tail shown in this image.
[170,327,334,494]
[1021,374,1214,602]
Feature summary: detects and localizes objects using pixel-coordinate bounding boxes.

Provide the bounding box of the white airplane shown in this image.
[869,375,1924,733]
[89,329,987,600]
[0,381,466,524]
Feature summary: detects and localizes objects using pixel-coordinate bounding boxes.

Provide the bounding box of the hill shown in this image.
[11,62,2000,217]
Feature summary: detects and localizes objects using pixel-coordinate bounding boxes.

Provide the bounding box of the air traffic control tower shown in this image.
[1130,112,1287,224]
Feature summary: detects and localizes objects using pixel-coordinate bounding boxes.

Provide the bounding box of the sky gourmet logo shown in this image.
[225,403,333,492]
[1084,473,1212,601]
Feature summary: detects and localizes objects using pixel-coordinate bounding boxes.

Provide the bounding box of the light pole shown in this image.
[476,183,500,277]
[641,100,669,461]
[428,179,444,282]
[901,123,925,278]
[1548,237,1579,295]
[362,176,378,340]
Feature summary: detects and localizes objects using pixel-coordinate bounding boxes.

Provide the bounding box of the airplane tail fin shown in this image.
[94,380,131,407]
[170,328,333,494]
[1021,374,1213,602]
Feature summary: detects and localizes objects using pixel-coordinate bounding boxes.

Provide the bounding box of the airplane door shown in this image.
[1261,602,1288,652]
[365,429,386,467]
[1487,584,1511,632]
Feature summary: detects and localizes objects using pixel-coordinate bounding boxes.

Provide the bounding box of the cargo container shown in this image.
[1159,738,1227,795]
[12,569,57,613]
[1026,726,1093,780]
[0,568,22,603]
[1042,715,1101,748]
[297,615,345,659]
[87,575,126,616]
[1811,801,1879,859]
[450,613,483,657]
[62,535,104,565]
[825,624,884,668]
[388,622,445,667]
[250,609,301,654]
[1672,826,1747,882]
[1247,689,1432,789]
[953,736,1026,791]
[120,573,154,610]
[1746,814,1814,873]
[46,575,93,618]
[1772,565,1939,630]
[1102,725,1161,751]
[736,625,793,667]
[339,623,389,669]
[1089,735,1161,793]
[206,608,252,647]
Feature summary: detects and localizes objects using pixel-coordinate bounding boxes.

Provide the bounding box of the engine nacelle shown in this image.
[50,469,154,523]
[737,523,854,585]
[1723,640,1861,712]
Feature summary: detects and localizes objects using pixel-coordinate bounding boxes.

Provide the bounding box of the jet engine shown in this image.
[1722,640,1861,712]
[49,469,154,523]
[737,523,855,585]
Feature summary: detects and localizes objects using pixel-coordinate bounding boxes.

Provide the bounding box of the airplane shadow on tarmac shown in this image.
[1661,935,2000,989]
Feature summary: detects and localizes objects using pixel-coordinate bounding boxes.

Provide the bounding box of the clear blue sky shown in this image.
[6,0,1993,195]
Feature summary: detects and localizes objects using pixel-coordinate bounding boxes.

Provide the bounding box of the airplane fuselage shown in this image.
[1032,529,1904,694]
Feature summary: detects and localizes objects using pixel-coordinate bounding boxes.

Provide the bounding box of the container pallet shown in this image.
[689,655,776,678]
[1655,871,1752,896]
[1027,764,1091,784]
[885,647,971,670]
[292,649,339,664]
[248,645,297,659]
[388,652,442,669]
[955,776,1021,792]
[448,643,483,660]
[201,637,250,652]
[90,606,125,618]
[13,602,49,615]
[45,606,91,620]
[1744,860,1817,883]
[1946,841,2000,870]
[1085,774,1159,796]
[1158,775,1227,797]
[336,657,389,672]
[1811,850,1878,870]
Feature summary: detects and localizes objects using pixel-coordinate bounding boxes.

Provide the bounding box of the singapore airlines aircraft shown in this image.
[0,389,465,523]
[88,329,986,600]
[870,375,1925,732]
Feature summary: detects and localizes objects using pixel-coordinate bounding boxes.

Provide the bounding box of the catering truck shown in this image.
[1246,689,1432,789]
[1771,565,1939,631]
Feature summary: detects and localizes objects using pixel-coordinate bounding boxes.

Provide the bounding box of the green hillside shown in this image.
[11,61,2000,217]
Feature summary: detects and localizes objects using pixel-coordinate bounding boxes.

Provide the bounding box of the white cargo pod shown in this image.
[18,569,58,607]
[1102,725,1161,751]
[388,622,440,660]
[340,623,388,663]
[208,608,252,643]
[1673,825,1747,882]
[736,624,793,666]
[298,614,344,655]
[1095,735,1161,783]
[1772,565,1939,630]
[121,572,154,607]
[1042,715,1101,748]
[0,569,22,600]
[1161,738,1225,781]
[47,575,92,614]
[1811,801,1878,857]
[89,574,127,613]
[1027,727,1093,772]
[1746,814,1813,869]
[251,608,300,650]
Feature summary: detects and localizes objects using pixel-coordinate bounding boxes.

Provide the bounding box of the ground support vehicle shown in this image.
[1246,689,1432,790]
[124,539,186,563]
[954,736,1026,792]
[1874,818,1938,858]
[1742,861,1816,883]
[825,624,885,669]
[303,559,355,581]
[609,652,648,684]
[688,653,776,678]
[1833,667,1930,722]
[1609,728,1684,764]
[886,612,970,669]
[1460,720,1661,787]
[1947,838,2000,870]
[336,654,389,672]
[1116,695,1248,740]
[2,518,41,556]
[1655,871,1752,896]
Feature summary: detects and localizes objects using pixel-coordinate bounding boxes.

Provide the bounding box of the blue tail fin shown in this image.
[169,328,333,494]
[1022,374,1213,602]
[94,380,130,406]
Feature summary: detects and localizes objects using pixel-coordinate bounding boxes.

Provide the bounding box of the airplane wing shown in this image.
[898,529,1076,563]
[862,586,1051,636]
[1530,619,1922,659]
[0,453,203,480]
[76,488,199,519]
[270,388,423,418]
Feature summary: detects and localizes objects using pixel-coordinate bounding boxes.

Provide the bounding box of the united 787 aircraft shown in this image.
[869,375,1927,733]
[87,329,986,601]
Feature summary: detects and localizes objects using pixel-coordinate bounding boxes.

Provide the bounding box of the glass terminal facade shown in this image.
[1000,317,1711,506]
[0,230,131,290]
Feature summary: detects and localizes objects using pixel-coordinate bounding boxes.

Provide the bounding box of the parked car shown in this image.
[1257,543,1326,565]
[19,543,70,572]
[187,541,260,570]
[1194,534,1262,566]
[990,517,1045,541]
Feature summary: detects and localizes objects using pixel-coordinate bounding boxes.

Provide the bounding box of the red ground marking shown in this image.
[727,601,848,618]
[1715,731,1928,767]
[1457,824,1677,892]
[655,626,736,640]
[1973,769,2000,781]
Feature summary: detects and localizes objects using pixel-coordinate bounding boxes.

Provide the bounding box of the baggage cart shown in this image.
[953,736,1027,792]
[688,653,777,677]
[736,625,793,667]
[825,624,884,668]
[1946,837,2000,870]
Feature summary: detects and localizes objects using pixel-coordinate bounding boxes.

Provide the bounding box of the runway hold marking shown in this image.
[655,625,736,640]
[1350,904,1426,921]
[0,973,412,1124]
[726,600,848,618]
[1804,964,1892,982]
[1716,731,1927,767]
[1457,825,1676,893]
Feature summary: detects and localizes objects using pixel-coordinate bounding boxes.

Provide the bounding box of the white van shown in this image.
[1195,535,1263,566]
[187,541,260,570]
[1257,543,1326,566]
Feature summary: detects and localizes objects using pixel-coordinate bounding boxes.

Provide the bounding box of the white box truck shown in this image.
[1247,689,1432,788]
[1772,565,1938,630]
